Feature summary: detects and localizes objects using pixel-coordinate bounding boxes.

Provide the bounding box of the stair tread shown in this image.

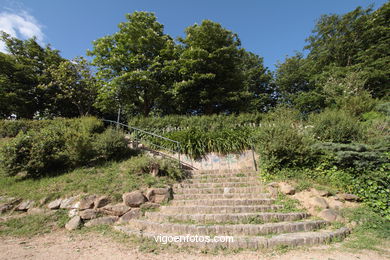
[114,225,350,249]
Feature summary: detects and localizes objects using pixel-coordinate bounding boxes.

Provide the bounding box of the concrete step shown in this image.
[183,176,259,184]
[190,172,258,179]
[173,182,259,189]
[170,198,276,206]
[127,219,328,237]
[114,225,350,250]
[160,205,284,214]
[173,193,271,200]
[145,212,309,224]
[174,186,266,194]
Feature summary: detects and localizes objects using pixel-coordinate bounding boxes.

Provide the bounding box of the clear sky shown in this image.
[0,0,387,71]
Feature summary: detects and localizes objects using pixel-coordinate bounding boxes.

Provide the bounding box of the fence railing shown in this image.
[102,119,181,166]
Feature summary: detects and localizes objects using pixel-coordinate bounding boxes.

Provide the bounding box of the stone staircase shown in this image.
[115,170,349,249]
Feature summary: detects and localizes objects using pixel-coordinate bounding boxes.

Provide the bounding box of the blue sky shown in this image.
[0,0,387,71]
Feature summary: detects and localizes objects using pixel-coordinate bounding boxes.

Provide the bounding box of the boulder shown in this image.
[0,204,13,214]
[309,197,329,209]
[140,202,160,211]
[68,209,78,218]
[311,188,331,197]
[0,198,21,214]
[84,216,118,227]
[79,209,98,220]
[117,208,141,224]
[327,198,344,209]
[94,196,110,209]
[47,199,62,210]
[145,187,171,203]
[65,216,82,231]
[60,196,79,209]
[267,182,279,188]
[79,195,97,210]
[15,200,34,211]
[101,204,130,217]
[122,191,146,207]
[266,186,278,198]
[337,193,360,202]
[279,182,295,195]
[318,209,341,222]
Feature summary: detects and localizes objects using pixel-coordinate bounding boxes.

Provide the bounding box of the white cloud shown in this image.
[0,10,44,53]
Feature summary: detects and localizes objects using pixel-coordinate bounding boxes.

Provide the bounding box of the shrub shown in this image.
[312,142,388,171]
[0,133,33,176]
[125,154,183,180]
[0,117,130,178]
[309,109,364,143]
[148,127,253,159]
[127,113,263,134]
[93,127,132,160]
[254,107,315,171]
[0,117,104,138]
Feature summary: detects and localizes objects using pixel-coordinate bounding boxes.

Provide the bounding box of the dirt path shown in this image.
[1,231,389,260]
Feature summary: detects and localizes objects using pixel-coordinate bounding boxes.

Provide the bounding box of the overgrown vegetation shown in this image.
[256,104,389,219]
[0,117,133,178]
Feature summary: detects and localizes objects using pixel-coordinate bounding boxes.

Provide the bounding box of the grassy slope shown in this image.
[0,158,176,202]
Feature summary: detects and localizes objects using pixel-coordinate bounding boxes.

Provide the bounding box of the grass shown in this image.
[340,206,390,252]
[0,210,69,237]
[0,157,178,202]
[274,192,301,213]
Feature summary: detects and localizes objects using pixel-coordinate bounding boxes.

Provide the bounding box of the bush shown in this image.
[125,155,183,180]
[147,127,253,159]
[93,127,132,160]
[0,117,104,138]
[0,120,50,138]
[309,109,364,143]
[127,113,263,134]
[254,107,315,171]
[312,142,388,171]
[0,117,131,178]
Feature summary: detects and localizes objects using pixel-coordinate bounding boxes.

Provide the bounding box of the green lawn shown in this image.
[0,158,177,202]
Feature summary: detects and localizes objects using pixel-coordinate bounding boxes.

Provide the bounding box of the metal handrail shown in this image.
[102,119,181,166]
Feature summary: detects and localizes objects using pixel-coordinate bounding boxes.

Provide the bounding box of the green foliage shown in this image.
[93,127,133,161]
[89,11,177,116]
[0,119,50,138]
[124,154,183,180]
[42,57,98,116]
[0,117,132,178]
[342,206,390,238]
[309,109,364,143]
[128,113,262,133]
[174,20,247,114]
[151,127,253,159]
[0,213,59,237]
[312,142,388,171]
[254,107,315,170]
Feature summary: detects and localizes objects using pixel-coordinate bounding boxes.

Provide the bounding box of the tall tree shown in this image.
[0,32,69,118]
[42,57,98,116]
[0,52,36,118]
[241,51,275,112]
[173,20,245,114]
[88,11,176,117]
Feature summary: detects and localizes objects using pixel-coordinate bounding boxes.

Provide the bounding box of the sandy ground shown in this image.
[1,231,389,260]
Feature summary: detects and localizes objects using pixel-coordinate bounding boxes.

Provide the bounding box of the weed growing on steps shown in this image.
[274,192,301,213]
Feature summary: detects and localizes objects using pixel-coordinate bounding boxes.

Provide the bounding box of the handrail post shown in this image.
[177,143,181,168]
